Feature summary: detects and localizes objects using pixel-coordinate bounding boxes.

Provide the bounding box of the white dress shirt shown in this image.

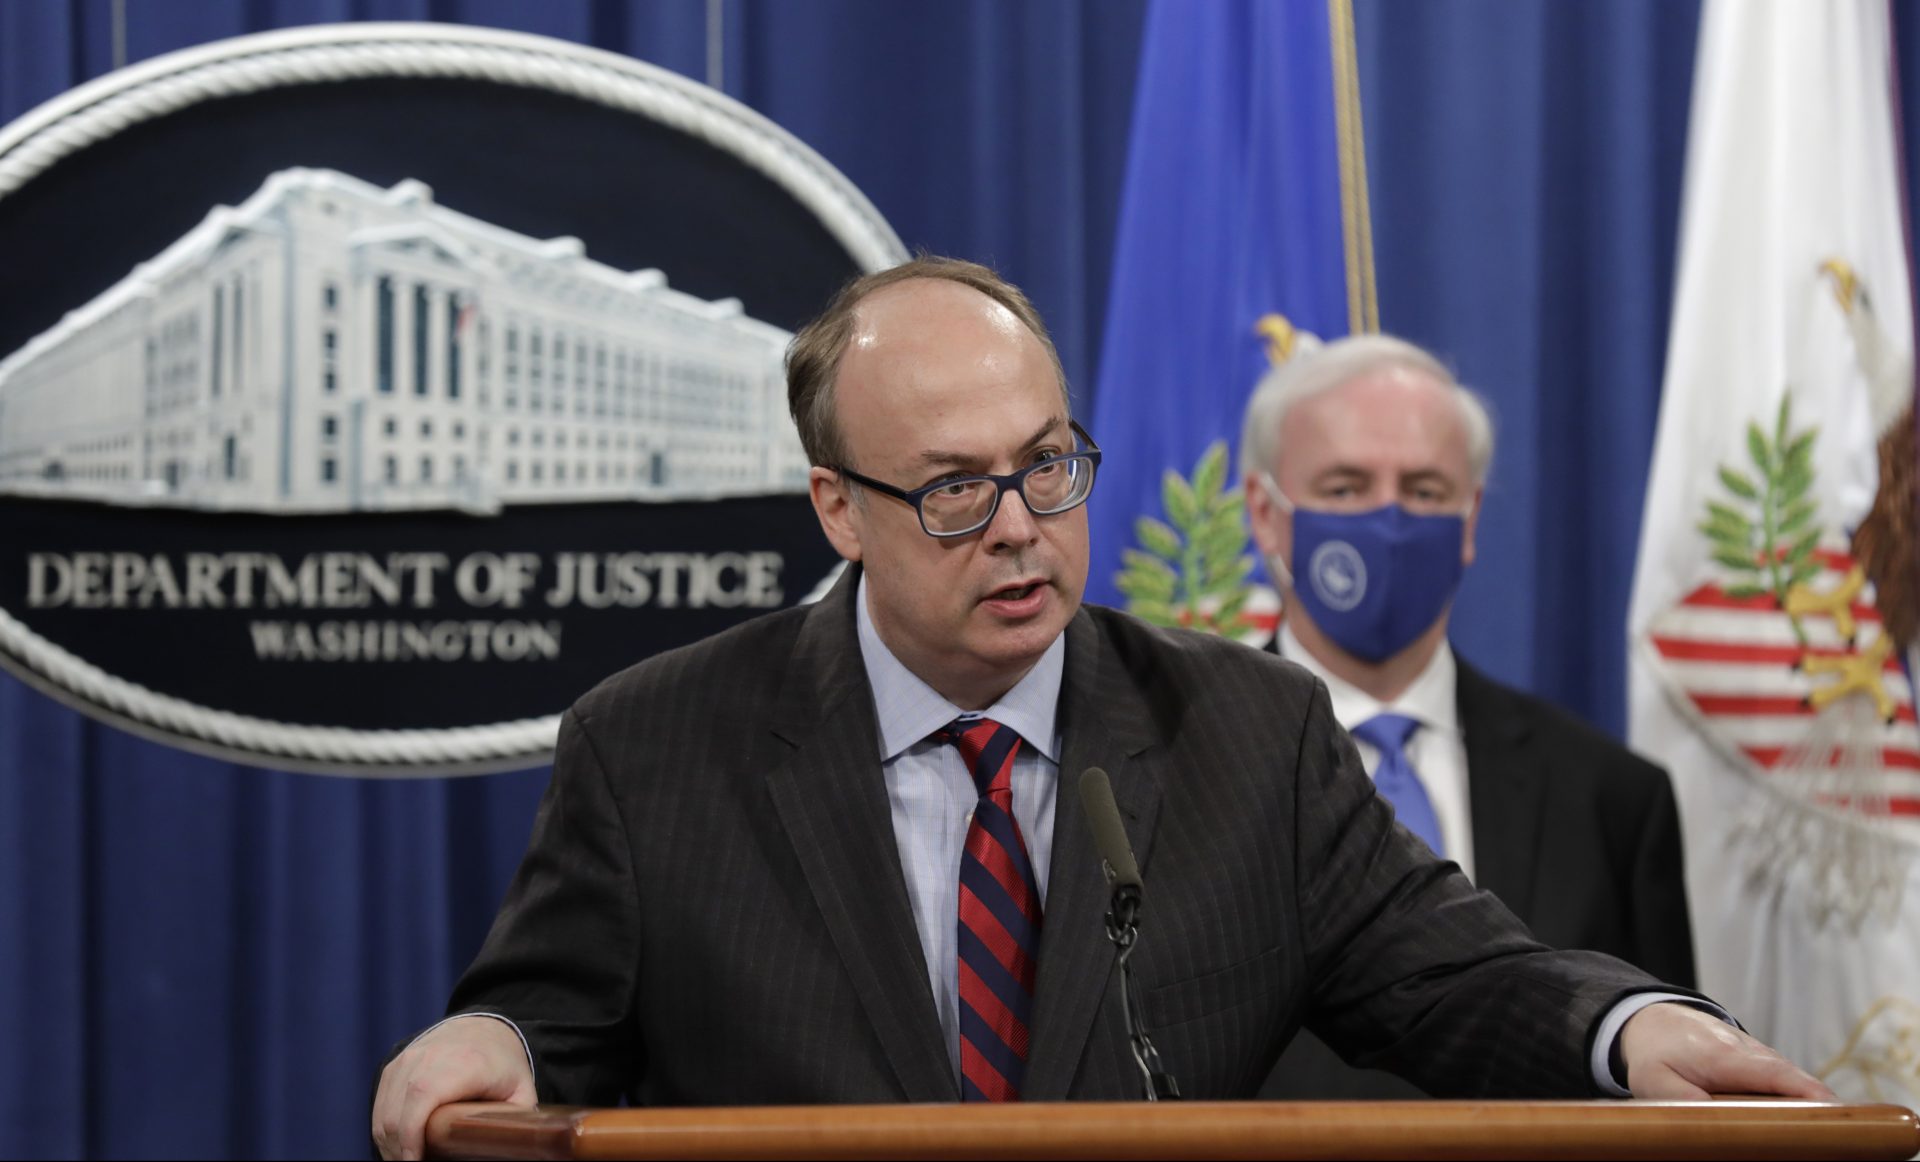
[1276,622,1476,882]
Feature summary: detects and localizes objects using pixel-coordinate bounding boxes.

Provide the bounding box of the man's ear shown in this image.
[1244,471,1290,563]
[810,466,863,562]
[1462,484,1484,568]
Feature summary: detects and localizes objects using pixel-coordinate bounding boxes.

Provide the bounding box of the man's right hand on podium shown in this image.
[372,1015,536,1161]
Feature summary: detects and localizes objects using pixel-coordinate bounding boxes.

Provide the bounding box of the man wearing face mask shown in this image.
[1240,333,1696,1101]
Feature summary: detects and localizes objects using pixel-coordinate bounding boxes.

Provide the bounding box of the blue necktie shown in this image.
[1351,713,1445,856]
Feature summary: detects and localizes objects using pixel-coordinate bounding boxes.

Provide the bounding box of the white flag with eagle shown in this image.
[1628,0,1920,1102]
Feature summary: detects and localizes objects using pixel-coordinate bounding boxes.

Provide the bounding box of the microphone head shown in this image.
[1078,767,1143,892]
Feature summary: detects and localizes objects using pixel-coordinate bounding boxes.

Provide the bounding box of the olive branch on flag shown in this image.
[1699,393,1824,643]
[1116,442,1257,634]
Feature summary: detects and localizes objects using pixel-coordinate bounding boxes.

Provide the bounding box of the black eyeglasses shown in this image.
[833,420,1102,538]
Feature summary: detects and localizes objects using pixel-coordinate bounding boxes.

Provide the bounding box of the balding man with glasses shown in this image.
[374,257,1825,1161]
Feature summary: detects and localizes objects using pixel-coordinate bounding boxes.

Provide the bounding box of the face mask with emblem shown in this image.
[1260,474,1468,663]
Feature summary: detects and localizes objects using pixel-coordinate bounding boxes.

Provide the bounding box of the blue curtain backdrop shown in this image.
[1354,0,1702,741]
[4,1,1919,1158]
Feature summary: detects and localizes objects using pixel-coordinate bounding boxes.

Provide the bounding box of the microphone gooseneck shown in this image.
[1077,767,1182,1102]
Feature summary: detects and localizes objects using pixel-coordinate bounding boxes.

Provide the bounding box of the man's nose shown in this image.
[985,486,1041,550]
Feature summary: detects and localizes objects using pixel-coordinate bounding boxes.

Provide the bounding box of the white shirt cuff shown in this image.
[413,1012,538,1089]
[1590,991,1735,1096]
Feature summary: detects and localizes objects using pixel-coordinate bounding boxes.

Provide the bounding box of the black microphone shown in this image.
[1078,767,1181,1101]
[1079,764,1142,926]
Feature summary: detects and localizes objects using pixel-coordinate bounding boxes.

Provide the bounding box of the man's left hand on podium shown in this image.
[1619,1002,1835,1101]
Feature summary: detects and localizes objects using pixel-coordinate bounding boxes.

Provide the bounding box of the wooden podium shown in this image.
[426,1099,1920,1160]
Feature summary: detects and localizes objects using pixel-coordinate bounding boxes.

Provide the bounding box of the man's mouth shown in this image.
[981,579,1050,617]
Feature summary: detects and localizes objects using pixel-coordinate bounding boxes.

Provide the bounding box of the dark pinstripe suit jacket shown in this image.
[444,568,1674,1105]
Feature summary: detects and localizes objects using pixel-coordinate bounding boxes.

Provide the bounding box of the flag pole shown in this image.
[1328,0,1378,335]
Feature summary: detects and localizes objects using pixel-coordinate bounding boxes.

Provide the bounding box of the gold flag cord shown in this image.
[1329,0,1379,334]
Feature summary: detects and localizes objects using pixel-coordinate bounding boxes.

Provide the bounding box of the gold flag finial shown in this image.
[1256,314,1300,366]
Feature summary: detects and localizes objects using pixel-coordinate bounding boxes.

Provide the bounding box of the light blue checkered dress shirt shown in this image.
[854,576,1064,1082]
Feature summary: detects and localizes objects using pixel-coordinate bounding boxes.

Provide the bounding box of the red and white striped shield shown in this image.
[1644,545,1919,821]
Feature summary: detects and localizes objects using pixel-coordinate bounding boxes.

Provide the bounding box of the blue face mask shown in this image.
[1262,477,1467,663]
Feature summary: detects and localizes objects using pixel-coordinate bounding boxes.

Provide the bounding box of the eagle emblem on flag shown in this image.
[1642,261,1919,928]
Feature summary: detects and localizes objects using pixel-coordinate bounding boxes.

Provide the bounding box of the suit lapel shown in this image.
[1023,611,1161,1100]
[1458,659,1547,920]
[762,567,957,1102]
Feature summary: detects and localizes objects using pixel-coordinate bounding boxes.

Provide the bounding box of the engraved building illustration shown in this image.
[0,167,809,511]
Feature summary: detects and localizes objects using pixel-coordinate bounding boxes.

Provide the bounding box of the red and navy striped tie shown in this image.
[937,717,1042,1102]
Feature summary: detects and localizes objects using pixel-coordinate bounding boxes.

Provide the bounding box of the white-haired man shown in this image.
[1241,333,1696,1100]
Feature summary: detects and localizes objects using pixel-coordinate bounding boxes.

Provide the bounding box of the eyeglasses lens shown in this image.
[922,480,997,534]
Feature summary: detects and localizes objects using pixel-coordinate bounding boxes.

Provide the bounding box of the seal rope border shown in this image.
[0,23,907,775]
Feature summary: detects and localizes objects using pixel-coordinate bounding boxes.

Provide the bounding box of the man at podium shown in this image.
[372,257,1828,1161]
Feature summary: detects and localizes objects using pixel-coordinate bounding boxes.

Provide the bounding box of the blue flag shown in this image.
[1085,0,1360,610]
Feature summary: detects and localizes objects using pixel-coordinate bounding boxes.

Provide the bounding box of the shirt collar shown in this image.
[855,573,1065,763]
[1277,621,1460,737]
